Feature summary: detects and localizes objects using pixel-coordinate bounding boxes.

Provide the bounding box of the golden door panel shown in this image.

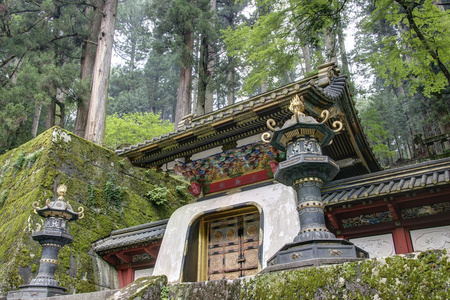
[205,210,260,281]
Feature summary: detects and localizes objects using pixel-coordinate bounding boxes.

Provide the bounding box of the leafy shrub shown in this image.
[104,173,126,210]
[145,185,170,206]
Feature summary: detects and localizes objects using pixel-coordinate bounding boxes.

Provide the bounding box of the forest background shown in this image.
[0,0,449,166]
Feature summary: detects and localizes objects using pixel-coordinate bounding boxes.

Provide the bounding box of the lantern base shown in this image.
[7,285,67,299]
[263,239,368,273]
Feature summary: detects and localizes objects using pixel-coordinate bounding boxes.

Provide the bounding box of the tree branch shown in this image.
[397,0,450,85]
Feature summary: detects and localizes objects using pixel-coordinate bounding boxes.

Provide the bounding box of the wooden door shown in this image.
[207,211,260,280]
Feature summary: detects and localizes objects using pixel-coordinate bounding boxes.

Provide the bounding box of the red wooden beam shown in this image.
[103,253,119,266]
[387,203,399,220]
[143,245,160,258]
[116,252,132,264]
[326,213,340,230]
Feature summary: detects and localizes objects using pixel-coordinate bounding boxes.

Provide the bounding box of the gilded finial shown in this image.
[289,95,306,122]
[57,184,67,199]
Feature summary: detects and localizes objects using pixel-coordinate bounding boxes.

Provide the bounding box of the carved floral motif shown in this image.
[401,202,450,219]
[342,211,393,228]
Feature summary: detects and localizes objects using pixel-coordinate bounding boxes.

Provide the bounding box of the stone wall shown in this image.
[110,250,450,299]
[0,127,193,297]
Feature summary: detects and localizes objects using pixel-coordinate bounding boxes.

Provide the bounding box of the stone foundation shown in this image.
[37,249,450,300]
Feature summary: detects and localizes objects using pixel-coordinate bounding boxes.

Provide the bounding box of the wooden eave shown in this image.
[322,157,450,207]
[118,63,381,179]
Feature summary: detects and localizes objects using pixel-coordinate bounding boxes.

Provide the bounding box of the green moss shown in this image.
[0,127,194,295]
[113,250,449,299]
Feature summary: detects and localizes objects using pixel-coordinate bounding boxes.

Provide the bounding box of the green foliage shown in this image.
[175,185,188,198]
[13,151,26,169]
[107,50,179,120]
[114,0,152,70]
[222,0,343,95]
[0,0,87,151]
[146,185,170,206]
[104,173,126,210]
[358,0,450,96]
[104,112,174,149]
[87,182,96,207]
[13,149,43,169]
[358,98,396,164]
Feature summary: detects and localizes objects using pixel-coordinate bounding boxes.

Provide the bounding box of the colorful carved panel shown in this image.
[341,211,393,228]
[174,143,281,196]
[207,212,260,280]
[401,202,450,219]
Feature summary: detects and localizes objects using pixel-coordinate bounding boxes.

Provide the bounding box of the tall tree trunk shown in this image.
[226,58,235,105]
[337,16,350,75]
[196,34,207,116]
[301,45,313,74]
[261,81,267,93]
[46,99,56,129]
[74,0,105,137]
[84,0,118,144]
[174,29,194,129]
[226,12,235,106]
[324,31,337,62]
[31,102,42,138]
[204,0,216,114]
[395,84,416,158]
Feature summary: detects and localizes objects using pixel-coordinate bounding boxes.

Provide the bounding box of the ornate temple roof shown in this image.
[92,219,167,253]
[322,157,450,206]
[117,62,381,180]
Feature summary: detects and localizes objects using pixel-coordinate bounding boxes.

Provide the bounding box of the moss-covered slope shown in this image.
[0,127,192,295]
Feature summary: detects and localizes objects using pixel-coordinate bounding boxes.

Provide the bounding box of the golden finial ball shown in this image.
[57,184,67,198]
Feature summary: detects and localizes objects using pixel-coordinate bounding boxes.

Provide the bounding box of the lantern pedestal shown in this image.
[260,95,368,272]
[7,185,83,299]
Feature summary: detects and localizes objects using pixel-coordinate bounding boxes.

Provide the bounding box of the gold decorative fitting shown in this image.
[32,201,41,215]
[332,120,343,133]
[261,132,272,144]
[41,258,58,264]
[320,110,330,124]
[298,201,324,209]
[301,227,329,234]
[266,119,276,131]
[289,95,306,122]
[78,207,84,219]
[57,184,67,199]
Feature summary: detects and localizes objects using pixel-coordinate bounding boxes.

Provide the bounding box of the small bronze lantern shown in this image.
[262,95,367,271]
[7,185,84,299]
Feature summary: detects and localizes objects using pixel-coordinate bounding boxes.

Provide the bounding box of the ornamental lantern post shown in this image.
[262,95,367,271]
[7,185,84,299]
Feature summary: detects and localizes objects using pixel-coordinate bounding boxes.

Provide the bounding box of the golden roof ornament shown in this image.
[289,95,306,121]
[57,184,67,200]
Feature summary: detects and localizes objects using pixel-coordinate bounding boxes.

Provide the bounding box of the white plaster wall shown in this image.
[134,268,154,280]
[350,234,396,258]
[190,146,223,161]
[236,134,262,147]
[153,183,299,283]
[410,225,450,251]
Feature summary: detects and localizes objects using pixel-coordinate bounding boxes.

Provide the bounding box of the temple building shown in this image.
[93,62,450,287]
